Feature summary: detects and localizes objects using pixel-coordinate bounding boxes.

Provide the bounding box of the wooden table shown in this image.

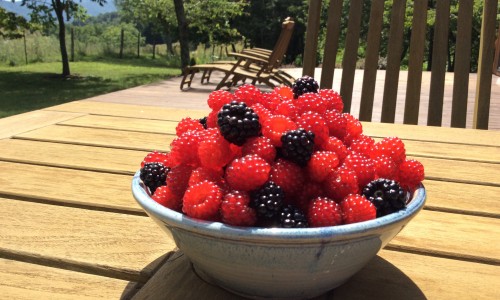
[0,100,498,299]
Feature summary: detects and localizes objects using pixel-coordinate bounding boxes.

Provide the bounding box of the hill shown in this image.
[0,0,116,19]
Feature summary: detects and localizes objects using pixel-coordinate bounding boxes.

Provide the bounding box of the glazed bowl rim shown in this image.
[132,171,426,243]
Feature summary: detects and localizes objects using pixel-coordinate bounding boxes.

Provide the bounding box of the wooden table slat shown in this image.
[0,161,142,213]
[0,198,176,282]
[0,258,139,300]
[44,100,209,121]
[14,125,173,152]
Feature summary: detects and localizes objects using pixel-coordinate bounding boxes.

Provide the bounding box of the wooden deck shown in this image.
[84,68,500,130]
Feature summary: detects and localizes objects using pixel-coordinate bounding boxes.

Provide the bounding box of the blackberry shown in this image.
[280,128,315,166]
[362,178,407,217]
[217,101,261,146]
[279,205,308,228]
[292,76,319,99]
[250,181,285,219]
[140,162,169,194]
[199,116,208,129]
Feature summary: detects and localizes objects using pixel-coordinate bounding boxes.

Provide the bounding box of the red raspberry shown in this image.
[170,130,201,167]
[152,185,182,212]
[207,90,234,110]
[320,136,349,163]
[323,167,359,202]
[198,133,233,169]
[274,86,293,100]
[175,117,204,136]
[141,151,173,168]
[225,155,271,191]
[308,197,342,227]
[295,93,328,114]
[340,194,376,224]
[166,164,194,198]
[343,113,363,145]
[370,137,406,165]
[256,92,281,111]
[295,111,329,147]
[269,158,305,199]
[319,89,344,112]
[234,84,261,106]
[397,159,425,191]
[306,151,339,183]
[273,100,299,119]
[250,103,272,124]
[206,109,219,128]
[343,153,376,188]
[323,110,347,140]
[262,115,297,147]
[182,181,223,220]
[220,191,257,226]
[241,136,276,164]
[294,181,325,212]
[188,167,224,187]
[349,134,375,158]
[373,155,398,180]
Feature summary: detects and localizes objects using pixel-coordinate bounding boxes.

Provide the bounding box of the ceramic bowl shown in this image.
[132,171,426,299]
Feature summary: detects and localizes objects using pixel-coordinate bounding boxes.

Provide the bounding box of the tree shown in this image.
[19,0,106,76]
[0,6,30,39]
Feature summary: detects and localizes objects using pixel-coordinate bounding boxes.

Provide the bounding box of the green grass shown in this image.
[0,58,181,118]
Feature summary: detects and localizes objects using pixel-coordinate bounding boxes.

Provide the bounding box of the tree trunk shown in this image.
[54,0,70,76]
[173,0,190,74]
[165,35,174,55]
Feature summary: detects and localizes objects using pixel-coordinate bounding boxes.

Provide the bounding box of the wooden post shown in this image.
[119,28,124,59]
[473,0,498,129]
[23,31,28,65]
[70,27,75,62]
[302,0,322,77]
[493,26,500,76]
[137,32,141,58]
[153,42,156,59]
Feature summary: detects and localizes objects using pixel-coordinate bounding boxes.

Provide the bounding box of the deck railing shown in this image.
[302,0,498,129]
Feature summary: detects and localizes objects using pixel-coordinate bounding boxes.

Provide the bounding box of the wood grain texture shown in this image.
[0,161,142,213]
[45,100,209,121]
[302,0,322,77]
[427,0,451,126]
[0,198,176,282]
[319,0,343,89]
[380,0,407,123]
[0,110,84,139]
[340,0,363,112]
[423,180,500,217]
[132,250,500,299]
[390,210,500,264]
[403,0,428,124]
[59,114,178,134]
[358,0,385,121]
[450,0,473,128]
[14,125,172,152]
[362,121,500,147]
[0,139,146,175]
[0,258,138,300]
[416,156,500,186]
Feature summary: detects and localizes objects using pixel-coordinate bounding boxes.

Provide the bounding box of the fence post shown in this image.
[137,32,140,58]
[119,28,124,59]
[70,27,75,62]
[302,0,322,76]
[23,30,28,65]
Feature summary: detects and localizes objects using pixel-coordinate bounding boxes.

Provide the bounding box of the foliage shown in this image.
[0,6,30,38]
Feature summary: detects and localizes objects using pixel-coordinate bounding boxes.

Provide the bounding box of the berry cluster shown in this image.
[139,78,425,228]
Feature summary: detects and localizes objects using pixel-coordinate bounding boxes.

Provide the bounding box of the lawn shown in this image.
[0,58,181,118]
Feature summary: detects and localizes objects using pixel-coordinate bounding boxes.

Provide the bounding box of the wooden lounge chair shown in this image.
[180,18,295,90]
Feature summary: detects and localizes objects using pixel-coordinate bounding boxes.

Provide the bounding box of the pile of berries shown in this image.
[139,77,424,228]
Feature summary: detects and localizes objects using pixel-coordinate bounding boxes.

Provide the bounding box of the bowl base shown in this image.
[192,262,337,300]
